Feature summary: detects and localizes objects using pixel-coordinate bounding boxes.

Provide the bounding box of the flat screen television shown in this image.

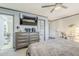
[20,15,38,26]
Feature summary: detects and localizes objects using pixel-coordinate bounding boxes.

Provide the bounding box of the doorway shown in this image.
[38,20,45,41]
[0,14,13,50]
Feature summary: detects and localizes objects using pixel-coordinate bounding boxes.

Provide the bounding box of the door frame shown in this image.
[38,19,45,41]
[0,12,14,48]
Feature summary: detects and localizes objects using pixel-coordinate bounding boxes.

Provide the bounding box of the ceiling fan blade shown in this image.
[42,5,55,8]
[50,6,56,13]
[50,3,57,13]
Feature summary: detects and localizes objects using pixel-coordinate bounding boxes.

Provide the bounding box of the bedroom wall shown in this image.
[49,14,79,40]
[0,8,49,42]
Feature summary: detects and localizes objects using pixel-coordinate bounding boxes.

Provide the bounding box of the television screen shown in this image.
[20,15,38,26]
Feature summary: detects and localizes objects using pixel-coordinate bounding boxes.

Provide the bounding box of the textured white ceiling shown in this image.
[0,3,79,20]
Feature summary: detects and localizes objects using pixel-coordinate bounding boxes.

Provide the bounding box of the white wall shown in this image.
[49,14,79,39]
[0,8,49,42]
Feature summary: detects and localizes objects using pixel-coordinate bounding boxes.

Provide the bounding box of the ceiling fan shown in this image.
[42,3,67,13]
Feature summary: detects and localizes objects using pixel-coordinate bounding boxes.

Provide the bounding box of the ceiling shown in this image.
[0,3,79,20]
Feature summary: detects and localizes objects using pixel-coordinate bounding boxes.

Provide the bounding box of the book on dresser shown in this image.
[15,32,39,50]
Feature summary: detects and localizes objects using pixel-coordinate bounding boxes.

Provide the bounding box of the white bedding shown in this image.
[26,39,79,56]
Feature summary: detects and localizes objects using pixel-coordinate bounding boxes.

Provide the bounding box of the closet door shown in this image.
[38,20,45,41]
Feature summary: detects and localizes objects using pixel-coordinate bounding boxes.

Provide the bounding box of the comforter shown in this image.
[26,39,79,56]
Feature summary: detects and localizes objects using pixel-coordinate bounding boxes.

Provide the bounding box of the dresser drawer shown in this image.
[30,35,39,38]
[30,40,39,44]
[30,33,38,35]
[16,45,27,49]
[16,37,29,40]
[30,37,39,41]
[16,34,29,37]
[16,43,28,48]
[17,40,28,43]
[16,32,29,34]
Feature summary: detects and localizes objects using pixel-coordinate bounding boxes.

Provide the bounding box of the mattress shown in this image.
[26,39,79,56]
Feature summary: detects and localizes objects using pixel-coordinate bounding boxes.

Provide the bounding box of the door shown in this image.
[0,14,13,50]
[38,20,45,41]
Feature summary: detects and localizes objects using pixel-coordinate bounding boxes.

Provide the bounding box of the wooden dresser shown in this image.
[15,32,39,50]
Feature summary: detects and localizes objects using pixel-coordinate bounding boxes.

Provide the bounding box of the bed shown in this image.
[26,39,79,56]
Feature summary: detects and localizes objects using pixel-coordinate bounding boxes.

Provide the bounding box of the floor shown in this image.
[0,48,27,56]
